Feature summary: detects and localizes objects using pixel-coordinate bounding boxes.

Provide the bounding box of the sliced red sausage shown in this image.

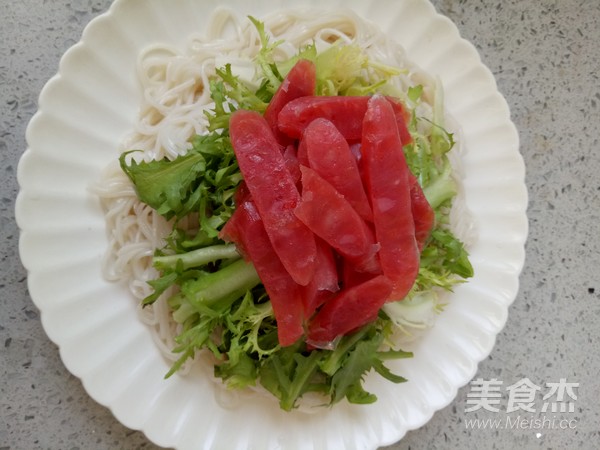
[278,95,412,144]
[361,96,419,300]
[229,110,317,286]
[307,275,393,348]
[303,118,373,221]
[409,174,435,251]
[294,166,378,272]
[264,59,316,146]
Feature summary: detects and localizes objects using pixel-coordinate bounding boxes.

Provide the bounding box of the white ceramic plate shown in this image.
[16,0,527,448]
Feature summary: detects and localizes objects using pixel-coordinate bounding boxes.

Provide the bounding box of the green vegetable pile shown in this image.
[119,18,473,411]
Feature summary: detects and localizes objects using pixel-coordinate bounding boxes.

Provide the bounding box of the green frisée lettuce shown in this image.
[404,82,457,210]
[118,18,473,410]
[247,16,403,98]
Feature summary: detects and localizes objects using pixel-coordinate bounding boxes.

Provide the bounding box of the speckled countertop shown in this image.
[1,1,599,449]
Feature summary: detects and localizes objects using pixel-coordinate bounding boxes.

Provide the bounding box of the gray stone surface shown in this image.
[1,1,598,449]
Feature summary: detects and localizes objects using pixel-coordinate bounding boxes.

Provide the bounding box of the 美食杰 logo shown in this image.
[464,378,579,431]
